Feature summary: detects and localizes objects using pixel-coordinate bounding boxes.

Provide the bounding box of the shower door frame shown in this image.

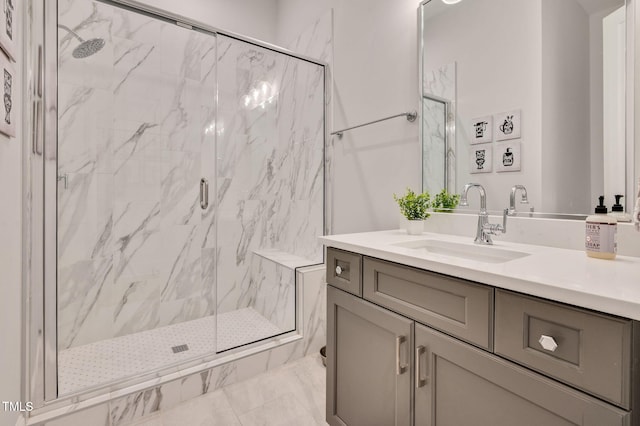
[26,0,330,411]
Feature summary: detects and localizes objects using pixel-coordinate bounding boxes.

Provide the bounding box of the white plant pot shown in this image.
[406,219,425,235]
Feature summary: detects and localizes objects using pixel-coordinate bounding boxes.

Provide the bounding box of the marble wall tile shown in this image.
[424,62,456,100]
[286,9,333,66]
[57,256,114,349]
[423,62,456,193]
[422,98,446,195]
[215,35,324,330]
[299,266,326,357]
[251,255,295,332]
[286,11,332,236]
[58,0,219,349]
[41,264,322,425]
[109,387,163,426]
[58,2,115,89]
[57,2,326,404]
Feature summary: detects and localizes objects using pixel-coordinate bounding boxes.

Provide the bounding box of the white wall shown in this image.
[0,3,23,426]
[423,0,543,214]
[278,0,421,234]
[541,0,591,214]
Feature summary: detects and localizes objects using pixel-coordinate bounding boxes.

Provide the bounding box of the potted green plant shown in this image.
[394,188,431,235]
[432,188,460,212]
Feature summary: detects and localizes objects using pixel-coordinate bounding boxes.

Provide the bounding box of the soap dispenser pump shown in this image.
[585,196,617,260]
[610,195,632,222]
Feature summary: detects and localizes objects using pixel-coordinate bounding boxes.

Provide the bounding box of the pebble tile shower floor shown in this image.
[59,308,282,394]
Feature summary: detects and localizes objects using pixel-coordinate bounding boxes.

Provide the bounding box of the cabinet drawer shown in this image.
[363,256,493,350]
[326,248,362,296]
[495,289,633,409]
[415,322,630,426]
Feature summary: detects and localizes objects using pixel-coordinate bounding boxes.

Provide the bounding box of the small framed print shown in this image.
[495,141,522,172]
[0,0,17,61]
[469,143,492,174]
[494,109,521,141]
[470,115,492,144]
[0,54,15,137]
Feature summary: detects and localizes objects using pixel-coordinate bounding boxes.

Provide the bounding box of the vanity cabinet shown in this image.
[414,322,629,426]
[362,256,493,350]
[327,247,363,296]
[327,285,412,426]
[326,248,636,426]
[495,289,634,408]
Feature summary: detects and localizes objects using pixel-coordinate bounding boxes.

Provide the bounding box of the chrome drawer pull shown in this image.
[396,336,408,375]
[539,335,558,352]
[415,345,427,388]
[335,265,342,275]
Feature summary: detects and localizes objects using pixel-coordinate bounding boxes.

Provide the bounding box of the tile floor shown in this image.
[123,353,327,426]
[59,308,283,395]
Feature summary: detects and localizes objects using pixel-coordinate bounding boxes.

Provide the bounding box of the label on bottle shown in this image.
[585,222,617,253]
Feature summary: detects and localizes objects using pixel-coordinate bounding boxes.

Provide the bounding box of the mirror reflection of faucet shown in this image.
[460,183,507,245]
[508,185,529,216]
[58,173,69,189]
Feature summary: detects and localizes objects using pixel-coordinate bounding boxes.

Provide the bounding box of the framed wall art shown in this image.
[494,109,521,141]
[495,141,522,172]
[0,52,16,137]
[469,143,492,174]
[0,0,16,61]
[470,115,492,144]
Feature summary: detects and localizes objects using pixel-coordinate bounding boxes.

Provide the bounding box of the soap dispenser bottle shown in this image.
[609,195,632,222]
[585,196,617,260]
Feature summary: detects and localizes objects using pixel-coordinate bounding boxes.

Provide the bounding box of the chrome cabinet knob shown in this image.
[335,265,343,275]
[538,335,558,352]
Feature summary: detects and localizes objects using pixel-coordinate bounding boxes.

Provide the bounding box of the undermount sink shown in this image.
[392,239,530,264]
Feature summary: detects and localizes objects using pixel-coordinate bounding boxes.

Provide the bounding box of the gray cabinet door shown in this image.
[327,286,413,426]
[414,323,630,426]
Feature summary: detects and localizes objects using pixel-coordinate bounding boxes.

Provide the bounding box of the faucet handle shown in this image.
[482,209,508,235]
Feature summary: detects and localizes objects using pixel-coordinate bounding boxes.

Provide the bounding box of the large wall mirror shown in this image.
[420,0,638,217]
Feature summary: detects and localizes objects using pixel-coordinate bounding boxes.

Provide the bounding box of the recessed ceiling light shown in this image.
[442,0,462,4]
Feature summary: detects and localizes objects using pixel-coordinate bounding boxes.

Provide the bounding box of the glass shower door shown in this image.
[215,35,325,352]
[56,0,217,395]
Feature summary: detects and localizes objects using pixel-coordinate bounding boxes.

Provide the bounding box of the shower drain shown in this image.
[171,344,189,353]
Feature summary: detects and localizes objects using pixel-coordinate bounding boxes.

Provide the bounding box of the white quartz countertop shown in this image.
[319,230,640,321]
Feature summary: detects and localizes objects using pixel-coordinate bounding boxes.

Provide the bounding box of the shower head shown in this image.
[72,38,106,58]
[58,24,105,59]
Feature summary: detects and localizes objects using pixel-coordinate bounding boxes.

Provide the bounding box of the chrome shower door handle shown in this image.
[32,100,42,155]
[200,178,209,209]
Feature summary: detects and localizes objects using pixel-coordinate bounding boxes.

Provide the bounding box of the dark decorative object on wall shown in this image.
[0,54,15,136]
[470,115,492,144]
[496,141,522,172]
[0,0,16,60]
[494,109,522,141]
[470,144,492,173]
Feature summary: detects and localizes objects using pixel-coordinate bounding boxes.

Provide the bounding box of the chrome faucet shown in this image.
[508,185,529,216]
[460,183,507,245]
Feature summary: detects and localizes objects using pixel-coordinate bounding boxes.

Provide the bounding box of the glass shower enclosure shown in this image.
[53,0,325,396]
